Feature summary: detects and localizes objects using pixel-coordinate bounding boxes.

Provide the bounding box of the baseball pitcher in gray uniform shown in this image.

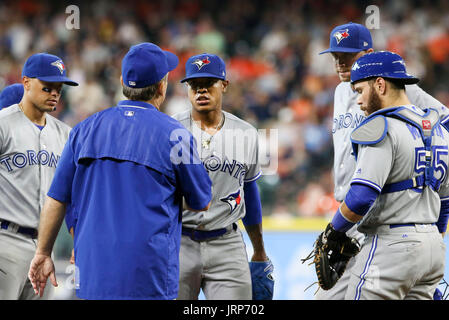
[172,53,274,300]
[324,51,448,300]
[316,22,449,300]
[0,53,78,299]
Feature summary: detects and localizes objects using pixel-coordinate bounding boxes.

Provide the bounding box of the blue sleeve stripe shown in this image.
[244,170,262,182]
[351,178,382,193]
[441,196,449,201]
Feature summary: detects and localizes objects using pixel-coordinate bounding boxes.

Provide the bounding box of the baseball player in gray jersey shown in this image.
[328,50,448,299]
[0,53,78,299]
[316,22,449,300]
[172,53,274,300]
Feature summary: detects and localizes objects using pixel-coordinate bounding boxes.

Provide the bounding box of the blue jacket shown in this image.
[49,100,212,299]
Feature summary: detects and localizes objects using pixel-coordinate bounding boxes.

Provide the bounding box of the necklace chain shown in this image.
[191,112,224,149]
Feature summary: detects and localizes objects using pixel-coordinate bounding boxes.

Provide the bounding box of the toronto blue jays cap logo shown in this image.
[192,57,211,70]
[51,60,65,75]
[351,62,360,71]
[220,189,242,214]
[181,53,226,83]
[333,29,350,44]
[319,23,373,54]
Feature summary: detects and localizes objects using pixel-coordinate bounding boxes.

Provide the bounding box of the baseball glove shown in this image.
[249,260,274,300]
[302,223,360,291]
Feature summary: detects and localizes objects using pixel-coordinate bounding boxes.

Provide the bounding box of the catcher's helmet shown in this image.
[350,51,419,85]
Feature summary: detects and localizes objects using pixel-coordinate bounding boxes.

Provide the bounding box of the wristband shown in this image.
[331,207,355,233]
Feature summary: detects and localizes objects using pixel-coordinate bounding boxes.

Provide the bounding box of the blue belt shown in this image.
[390,223,436,229]
[1,220,38,238]
[182,223,237,241]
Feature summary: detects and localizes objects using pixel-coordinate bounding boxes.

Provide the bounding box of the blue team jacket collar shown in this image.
[117,100,157,110]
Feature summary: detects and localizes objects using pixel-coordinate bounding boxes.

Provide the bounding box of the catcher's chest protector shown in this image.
[351,106,443,193]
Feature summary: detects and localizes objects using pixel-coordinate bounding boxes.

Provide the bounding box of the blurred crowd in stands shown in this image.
[1,0,449,218]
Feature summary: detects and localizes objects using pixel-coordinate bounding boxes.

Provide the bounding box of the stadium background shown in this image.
[1,0,449,299]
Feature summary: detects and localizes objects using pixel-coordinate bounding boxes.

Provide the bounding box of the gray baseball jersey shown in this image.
[332,82,448,201]
[316,83,448,300]
[172,110,261,230]
[0,104,70,300]
[352,105,449,231]
[173,109,259,300]
[343,105,448,300]
[0,104,71,228]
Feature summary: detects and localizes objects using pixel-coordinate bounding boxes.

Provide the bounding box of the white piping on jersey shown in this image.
[244,170,262,182]
[118,105,147,109]
[351,178,382,193]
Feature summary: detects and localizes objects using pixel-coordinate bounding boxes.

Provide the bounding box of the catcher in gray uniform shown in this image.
[315,22,449,300]
[172,53,274,300]
[323,51,448,300]
[0,53,78,299]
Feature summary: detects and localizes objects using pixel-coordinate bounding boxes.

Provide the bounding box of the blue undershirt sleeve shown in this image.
[242,180,262,226]
[344,183,379,216]
[331,183,379,232]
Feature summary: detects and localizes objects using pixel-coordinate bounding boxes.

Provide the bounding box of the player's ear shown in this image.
[374,77,386,95]
[221,80,229,93]
[22,76,31,91]
[156,74,168,97]
[120,75,124,86]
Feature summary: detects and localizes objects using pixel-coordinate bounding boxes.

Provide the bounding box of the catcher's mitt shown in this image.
[302,223,360,291]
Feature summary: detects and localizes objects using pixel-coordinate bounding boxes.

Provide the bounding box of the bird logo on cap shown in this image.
[51,60,65,75]
[192,57,211,70]
[334,29,350,44]
[352,62,360,71]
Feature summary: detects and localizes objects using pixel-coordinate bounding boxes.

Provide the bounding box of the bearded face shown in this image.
[353,79,383,116]
[365,84,383,116]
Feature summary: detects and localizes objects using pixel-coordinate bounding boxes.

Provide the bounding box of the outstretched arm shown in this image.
[242,180,268,261]
[28,196,67,297]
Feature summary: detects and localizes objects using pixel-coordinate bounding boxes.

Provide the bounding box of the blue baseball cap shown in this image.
[22,53,78,86]
[0,83,24,109]
[180,53,226,83]
[350,51,419,85]
[122,42,179,88]
[319,22,373,55]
